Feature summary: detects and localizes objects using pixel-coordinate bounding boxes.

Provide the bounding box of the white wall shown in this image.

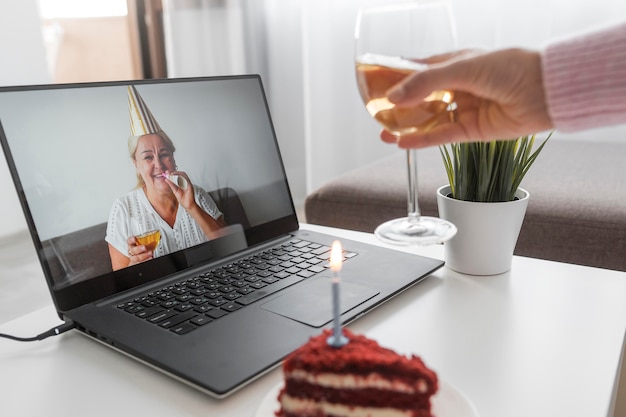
[0,0,50,238]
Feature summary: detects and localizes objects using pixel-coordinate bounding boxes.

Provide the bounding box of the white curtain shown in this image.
[162,0,247,76]
[162,0,626,207]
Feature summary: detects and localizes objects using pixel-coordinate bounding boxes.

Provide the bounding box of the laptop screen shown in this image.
[0,76,298,312]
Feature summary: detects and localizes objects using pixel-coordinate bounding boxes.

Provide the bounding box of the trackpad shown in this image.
[260,276,379,327]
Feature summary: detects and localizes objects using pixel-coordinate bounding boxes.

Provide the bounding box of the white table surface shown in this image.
[1,224,625,417]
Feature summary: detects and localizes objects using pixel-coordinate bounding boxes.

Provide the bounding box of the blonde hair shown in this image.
[128,131,177,189]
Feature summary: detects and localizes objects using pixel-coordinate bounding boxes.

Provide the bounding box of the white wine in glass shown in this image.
[130,213,161,254]
[355,1,458,245]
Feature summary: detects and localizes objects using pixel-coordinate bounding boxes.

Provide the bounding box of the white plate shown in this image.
[255,379,479,417]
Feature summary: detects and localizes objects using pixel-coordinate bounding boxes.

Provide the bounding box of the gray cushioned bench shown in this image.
[305,140,626,271]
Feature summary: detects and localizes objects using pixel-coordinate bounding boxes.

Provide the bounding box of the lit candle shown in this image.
[327,240,348,348]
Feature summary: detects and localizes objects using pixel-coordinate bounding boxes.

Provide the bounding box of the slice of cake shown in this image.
[276,328,438,417]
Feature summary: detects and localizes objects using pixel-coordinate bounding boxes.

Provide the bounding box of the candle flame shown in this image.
[330,240,343,272]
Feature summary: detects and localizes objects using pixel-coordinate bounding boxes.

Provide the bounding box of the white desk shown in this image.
[1,224,625,417]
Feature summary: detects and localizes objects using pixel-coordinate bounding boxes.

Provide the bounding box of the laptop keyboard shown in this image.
[116,238,357,335]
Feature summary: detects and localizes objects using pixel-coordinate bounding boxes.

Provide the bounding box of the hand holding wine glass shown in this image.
[128,213,161,265]
[380,48,553,149]
[355,0,458,245]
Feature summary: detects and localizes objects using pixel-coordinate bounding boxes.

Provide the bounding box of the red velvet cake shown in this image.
[276,328,438,417]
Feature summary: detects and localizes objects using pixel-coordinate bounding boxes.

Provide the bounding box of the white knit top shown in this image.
[105,186,222,259]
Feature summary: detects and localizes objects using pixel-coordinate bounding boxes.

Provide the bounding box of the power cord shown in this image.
[0,319,75,342]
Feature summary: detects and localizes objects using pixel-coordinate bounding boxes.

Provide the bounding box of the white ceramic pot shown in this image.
[436,185,529,275]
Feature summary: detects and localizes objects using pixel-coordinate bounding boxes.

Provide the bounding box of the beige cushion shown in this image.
[305,140,626,271]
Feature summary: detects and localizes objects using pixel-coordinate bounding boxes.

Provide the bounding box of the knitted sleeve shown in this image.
[541,21,626,132]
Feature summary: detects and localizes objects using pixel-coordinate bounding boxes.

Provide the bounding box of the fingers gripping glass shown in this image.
[355,0,458,245]
[130,213,161,253]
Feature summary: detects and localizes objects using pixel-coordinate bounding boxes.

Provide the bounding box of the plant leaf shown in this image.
[439,132,551,202]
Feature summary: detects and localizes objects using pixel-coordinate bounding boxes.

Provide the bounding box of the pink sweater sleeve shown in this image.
[541,22,626,132]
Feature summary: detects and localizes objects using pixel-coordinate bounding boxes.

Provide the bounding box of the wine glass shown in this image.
[130,213,161,254]
[355,0,458,245]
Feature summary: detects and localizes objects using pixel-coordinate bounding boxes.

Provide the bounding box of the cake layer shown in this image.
[284,379,432,409]
[279,393,434,417]
[286,369,430,393]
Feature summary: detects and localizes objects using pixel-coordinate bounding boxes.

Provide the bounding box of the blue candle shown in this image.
[327,240,348,348]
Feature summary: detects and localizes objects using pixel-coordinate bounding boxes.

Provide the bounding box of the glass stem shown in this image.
[406,149,421,223]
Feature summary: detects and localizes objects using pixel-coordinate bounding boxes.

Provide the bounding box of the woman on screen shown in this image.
[105,85,226,271]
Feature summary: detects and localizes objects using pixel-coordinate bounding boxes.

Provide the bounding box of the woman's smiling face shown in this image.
[133,134,176,192]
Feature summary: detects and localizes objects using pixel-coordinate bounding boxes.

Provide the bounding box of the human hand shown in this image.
[381,48,554,148]
[126,235,153,266]
[164,170,195,210]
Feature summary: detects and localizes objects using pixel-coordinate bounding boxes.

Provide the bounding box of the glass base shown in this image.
[374,216,457,246]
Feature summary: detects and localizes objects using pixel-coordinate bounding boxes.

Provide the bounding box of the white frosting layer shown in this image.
[286,370,428,394]
[280,394,413,417]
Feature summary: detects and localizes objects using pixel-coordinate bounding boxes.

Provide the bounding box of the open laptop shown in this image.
[0,75,443,397]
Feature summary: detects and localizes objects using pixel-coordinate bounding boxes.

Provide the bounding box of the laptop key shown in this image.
[221,302,242,312]
[190,315,213,326]
[149,310,179,324]
[205,291,221,299]
[126,305,145,314]
[190,288,208,296]
[293,240,310,248]
[206,309,228,319]
[224,292,241,301]
[296,270,316,279]
[207,297,228,307]
[159,311,197,328]
[175,303,194,312]
[141,299,157,307]
[169,322,197,335]
[194,303,213,313]
[244,275,262,283]
[136,306,164,319]
[312,246,331,255]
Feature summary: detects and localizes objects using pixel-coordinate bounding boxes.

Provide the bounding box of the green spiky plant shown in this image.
[439,133,551,202]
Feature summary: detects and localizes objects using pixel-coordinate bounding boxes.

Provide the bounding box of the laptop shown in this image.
[0,75,443,397]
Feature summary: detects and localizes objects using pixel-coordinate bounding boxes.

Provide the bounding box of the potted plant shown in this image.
[436,133,551,275]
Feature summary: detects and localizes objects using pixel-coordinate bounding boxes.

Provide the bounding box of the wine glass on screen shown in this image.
[130,213,161,254]
[355,0,458,245]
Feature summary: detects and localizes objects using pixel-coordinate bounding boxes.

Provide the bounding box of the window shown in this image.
[38,0,165,82]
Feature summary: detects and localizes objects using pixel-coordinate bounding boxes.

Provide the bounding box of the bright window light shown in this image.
[38,0,128,19]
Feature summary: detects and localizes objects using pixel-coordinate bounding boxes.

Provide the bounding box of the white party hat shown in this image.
[128,85,162,136]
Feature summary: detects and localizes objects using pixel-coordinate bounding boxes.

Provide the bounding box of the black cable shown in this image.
[0,319,75,342]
